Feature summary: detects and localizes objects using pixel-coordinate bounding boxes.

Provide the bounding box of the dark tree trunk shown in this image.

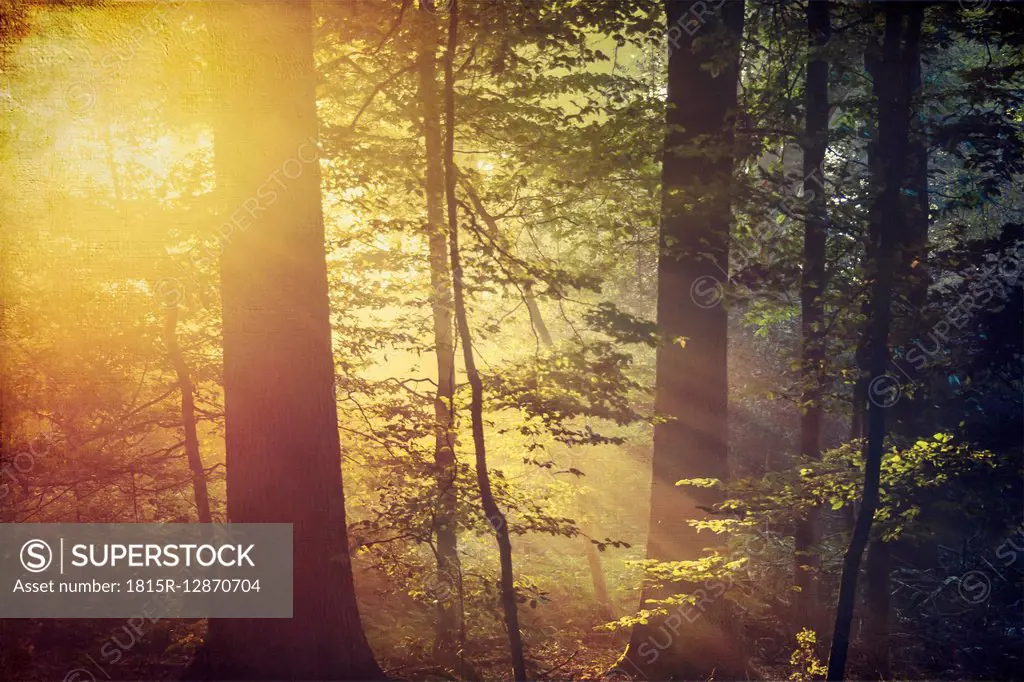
[864,9,928,678]
[198,2,383,679]
[163,307,213,524]
[441,2,526,680]
[794,0,831,634]
[864,538,892,679]
[889,9,932,440]
[619,2,747,679]
[826,5,922,680]
[415,5,463,669]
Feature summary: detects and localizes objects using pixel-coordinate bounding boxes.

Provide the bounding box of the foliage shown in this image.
[788,629,827,682]
[1,1,1022,680]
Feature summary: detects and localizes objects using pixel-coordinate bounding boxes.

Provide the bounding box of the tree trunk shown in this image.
[463,171,615,620]
[794,0,830,635]
[415,5,463,669]
[826,5,922,680]
[584,526,613,616]
[522,283,553,347]
[889,6,932,439]
[619,2,747,679]
[441,2,526,680]
[163,307,213,524]
[864,9,928,678]
[199,2,383,679]
[522,284,612,618]
[864,538,891,679]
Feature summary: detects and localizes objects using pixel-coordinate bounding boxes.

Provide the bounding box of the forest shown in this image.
[0,0,1021,680]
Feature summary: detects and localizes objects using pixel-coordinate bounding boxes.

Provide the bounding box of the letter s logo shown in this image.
[21,539,53,573]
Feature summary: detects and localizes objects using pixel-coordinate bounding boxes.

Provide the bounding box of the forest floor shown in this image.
[4,619,631,681]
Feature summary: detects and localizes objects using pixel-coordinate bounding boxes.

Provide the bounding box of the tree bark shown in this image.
[864,538,891,679]
[794,0,830,634]
[864,8,928,678]
[441,2,526,680]
[889,5,932,440]
[199,2,383,679]
[619,2,747,679]
[415,4,463,668]
[163,307,213,524]
[826,5,922,680]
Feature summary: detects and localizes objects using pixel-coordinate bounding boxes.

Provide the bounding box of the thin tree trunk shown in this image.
[199,2,384,679]
[441,2,526,680]
[462,175,614,618]
[416,5,463,668]
[130,468,140,522]
[850,385,865,442]
[619,2,746,679]
[163,307,212,524]
[522,283,553,346]
[584,527,613,615]
[794,0,830,634]
[826,5,922,680]
[522,284,613,617]
[851,7,883,450]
